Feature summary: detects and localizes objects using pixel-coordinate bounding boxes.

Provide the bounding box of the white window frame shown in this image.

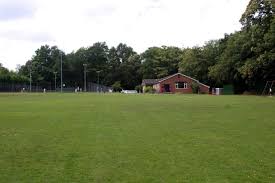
[175,82,188,89]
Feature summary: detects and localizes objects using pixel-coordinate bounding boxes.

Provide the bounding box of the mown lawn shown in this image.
[0,93,274,183]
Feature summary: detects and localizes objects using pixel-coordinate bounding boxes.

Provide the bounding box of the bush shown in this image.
[112,81,122,92]
[191,82,200,94]
[144,86,156,93]
[135,85,142,93]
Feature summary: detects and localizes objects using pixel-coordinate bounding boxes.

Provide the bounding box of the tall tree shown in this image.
[238,0,274,91]
[141,46,182,79]
[106,43,141,89]
[18,45,64,89]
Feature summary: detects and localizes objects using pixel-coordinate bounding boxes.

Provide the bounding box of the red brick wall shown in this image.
[155,74,209,94]
[199,85,210,94]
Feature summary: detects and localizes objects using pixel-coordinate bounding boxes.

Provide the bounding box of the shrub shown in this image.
[112,81,122,92]
[144,86,156,93]
[191,82,200,94]
[135,85,142,93]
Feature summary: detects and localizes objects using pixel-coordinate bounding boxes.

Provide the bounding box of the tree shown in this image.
[208,0,274,93]
[179,47,205,81]
[141,46,182,79]
[112,81,122,92]
[238,0,274,92]
[0,63,28,88]
[179,40,223,86]
[106,43,142,89]
[15,1,274,95]
[18,45,64,89]
[240,0,273,29]
[61,42,109,88]
[0,63,9,75]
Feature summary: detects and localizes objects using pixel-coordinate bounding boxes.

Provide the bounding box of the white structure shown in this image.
[121,90,138,94]
[215,88,223,95]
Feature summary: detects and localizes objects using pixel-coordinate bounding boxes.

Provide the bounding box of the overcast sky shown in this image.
[0,0,249,70]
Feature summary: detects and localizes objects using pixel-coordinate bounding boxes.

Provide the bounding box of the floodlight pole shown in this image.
[54,72,57,91]
[29,63,32,92]
[83,64,87,92]
[96,71,100,92]
[60,52,63,92]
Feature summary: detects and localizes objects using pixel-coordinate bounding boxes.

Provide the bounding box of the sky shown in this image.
[0,0,250,70]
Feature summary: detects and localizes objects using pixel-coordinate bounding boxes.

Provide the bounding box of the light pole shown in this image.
[60,52,63,92]
[54,72,57,91]
[29,62,32,92]
[83,64,87,92]
[96,70,101,92]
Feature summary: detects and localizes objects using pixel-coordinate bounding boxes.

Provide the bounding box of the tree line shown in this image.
[0,0,274,93]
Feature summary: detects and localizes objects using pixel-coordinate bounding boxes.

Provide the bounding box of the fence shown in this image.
[0,81,112,93]
[55,83,112,92]
[0,82,29,92]
[87,82,112,92]
[0,82,54,92]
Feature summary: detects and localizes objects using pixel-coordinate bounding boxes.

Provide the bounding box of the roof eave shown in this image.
[158,73,210,88]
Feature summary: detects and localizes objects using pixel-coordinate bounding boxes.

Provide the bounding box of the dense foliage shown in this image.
[0,63,28,84]
[1,0,274,93]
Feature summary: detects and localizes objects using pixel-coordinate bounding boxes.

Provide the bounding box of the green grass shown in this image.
[0,93,274,183]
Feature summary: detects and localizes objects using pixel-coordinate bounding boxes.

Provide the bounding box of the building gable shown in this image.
[157,73,210,88]
[142,73,210,94]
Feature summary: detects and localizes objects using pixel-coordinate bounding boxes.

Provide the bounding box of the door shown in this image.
[164,84,170,92]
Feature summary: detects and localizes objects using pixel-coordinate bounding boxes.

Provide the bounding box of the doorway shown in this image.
[163,84,170,92]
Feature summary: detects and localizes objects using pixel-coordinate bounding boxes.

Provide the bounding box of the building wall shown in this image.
[155,74,209,94]
[199,84,210,94]
[153,83,161,92]
[142,85,146,93]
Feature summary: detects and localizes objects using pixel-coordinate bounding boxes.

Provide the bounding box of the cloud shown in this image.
[85,4,117,18]
[0,0,250,70]
[0,0,36,21]
[0,30,54,42]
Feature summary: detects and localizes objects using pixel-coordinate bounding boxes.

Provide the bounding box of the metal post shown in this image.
[60,52,63,92]
[97,71,100,92]
[83,64,87,92]
[29,62,32,92]
[54,72,57,91]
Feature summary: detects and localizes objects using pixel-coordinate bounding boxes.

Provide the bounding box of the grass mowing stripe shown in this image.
[0,93,274,182]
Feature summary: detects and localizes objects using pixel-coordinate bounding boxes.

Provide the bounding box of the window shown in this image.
[175,82,188,89]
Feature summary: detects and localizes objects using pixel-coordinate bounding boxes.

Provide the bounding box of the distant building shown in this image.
[141,73,210,94]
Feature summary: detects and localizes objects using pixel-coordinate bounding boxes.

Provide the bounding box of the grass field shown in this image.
[0,93,274,182]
